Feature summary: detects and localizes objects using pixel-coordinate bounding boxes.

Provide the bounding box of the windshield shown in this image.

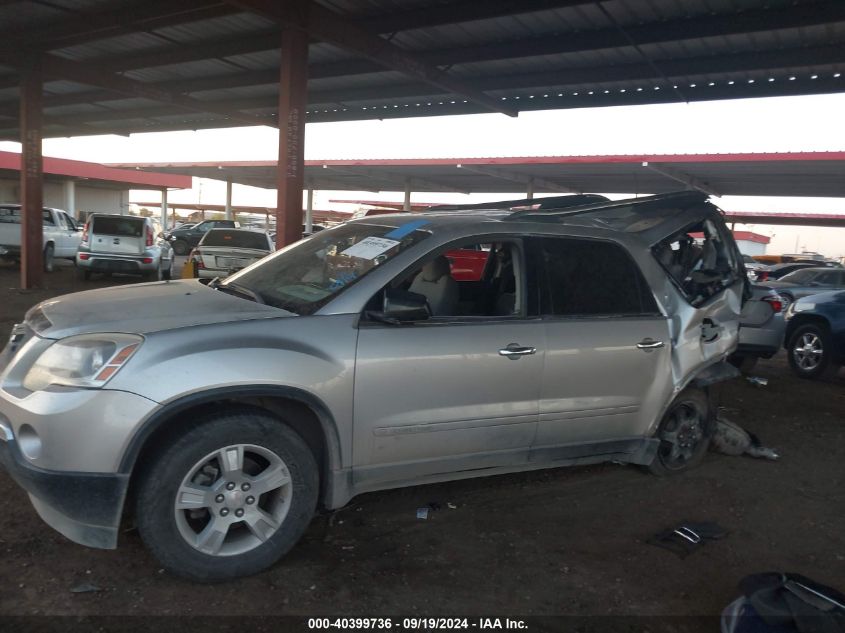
[202,229,270,250]
[223,221,431,315]
[780,269,821,284]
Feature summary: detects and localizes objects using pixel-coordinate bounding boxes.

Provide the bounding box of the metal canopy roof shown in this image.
[0,149,190,189]
[0,0,844,140]
[111,152,845,198]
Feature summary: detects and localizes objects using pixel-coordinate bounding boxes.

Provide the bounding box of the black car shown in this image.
[166,219,239,255]
[756,261,836,282]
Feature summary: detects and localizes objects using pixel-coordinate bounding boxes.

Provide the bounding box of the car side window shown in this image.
[815,271,837,284]
[375,239,524,320]
[530,237,659,317]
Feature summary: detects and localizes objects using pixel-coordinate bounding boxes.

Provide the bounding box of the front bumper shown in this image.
[0,417,128,549]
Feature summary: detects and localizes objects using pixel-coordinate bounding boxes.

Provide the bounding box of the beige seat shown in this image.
[409,256,459,316]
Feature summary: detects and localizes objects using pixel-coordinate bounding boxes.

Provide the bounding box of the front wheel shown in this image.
[648,388,712,476]
[787,323,840,380]
[135,410,319,582]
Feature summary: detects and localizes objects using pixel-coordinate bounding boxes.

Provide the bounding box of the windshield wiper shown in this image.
[210,277,266,305]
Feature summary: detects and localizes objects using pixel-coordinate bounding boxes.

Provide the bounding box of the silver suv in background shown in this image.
[0,192,746,582]
[76,214,174,281]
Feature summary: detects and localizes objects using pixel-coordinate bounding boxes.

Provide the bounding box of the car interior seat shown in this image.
[409,255,459,316]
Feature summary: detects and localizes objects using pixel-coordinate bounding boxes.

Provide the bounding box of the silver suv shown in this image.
[0,192,746,581]
[76,213,174,281]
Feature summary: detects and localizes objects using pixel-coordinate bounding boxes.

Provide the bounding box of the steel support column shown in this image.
[276,12,309,248]
[225,179,233,221]
[403,179,412,212]
[526,177,534,200]
[19,57,43,289]
[161,188,169,231]
[305,187,313,234]
[63,180,76,219]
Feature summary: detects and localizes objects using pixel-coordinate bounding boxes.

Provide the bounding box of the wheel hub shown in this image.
[173,444,293,557]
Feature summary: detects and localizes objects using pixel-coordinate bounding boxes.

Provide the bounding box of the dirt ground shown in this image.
[0,259,843,624]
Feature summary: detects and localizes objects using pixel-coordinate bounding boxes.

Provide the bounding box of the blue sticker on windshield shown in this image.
[385,219,429,240]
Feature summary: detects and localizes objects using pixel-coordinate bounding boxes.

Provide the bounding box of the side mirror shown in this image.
[378,288,430,323]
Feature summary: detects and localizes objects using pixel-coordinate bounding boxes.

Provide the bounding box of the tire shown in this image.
[780,294,794,312]
[172,239,189,256]
[648,388,713,476]
[162,258,173,281]
[728,354,758,373]
[145,263,163,282]
[787,323,840,380]
[43,244,54,272]
[76,266,91,281]
[134,409,319,582]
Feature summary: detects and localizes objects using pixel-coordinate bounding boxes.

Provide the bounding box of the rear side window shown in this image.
[91,216,144,237]
[530,237,659,317]
[202,230,270,250]
[0,208,54,225]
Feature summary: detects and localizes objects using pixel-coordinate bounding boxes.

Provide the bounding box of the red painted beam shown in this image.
[0,151,191,189]
[19,58,43,289]
[276,13,309,248]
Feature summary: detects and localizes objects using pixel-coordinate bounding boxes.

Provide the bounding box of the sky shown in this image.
[2,92,845,258]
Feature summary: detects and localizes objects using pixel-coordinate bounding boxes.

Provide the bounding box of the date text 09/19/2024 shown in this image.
[307,618,529,630]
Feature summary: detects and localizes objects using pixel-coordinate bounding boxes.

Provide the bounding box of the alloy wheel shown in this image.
[793,332,824,372]
[657,403,704,470]
[173,444,293,557]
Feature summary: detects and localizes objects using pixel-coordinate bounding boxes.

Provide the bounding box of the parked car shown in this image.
[761,267,845,311]
[756,261,836,282]
[730,285,785,372]
[189,228,274,278]
[741,254,769,281]
[0,204,81,271]
[0,191,746,581]
[75,214,174,281]
[166,219,240,255]
[783,290,845,380]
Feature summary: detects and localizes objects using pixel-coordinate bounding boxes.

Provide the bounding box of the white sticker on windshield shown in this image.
[340,236,401,260]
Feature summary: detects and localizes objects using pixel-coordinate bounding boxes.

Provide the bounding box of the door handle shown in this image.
[499,344,537,359]
[636,339,665,351]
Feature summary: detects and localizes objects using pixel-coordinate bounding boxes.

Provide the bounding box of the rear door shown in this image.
[53,211,79,257]
[527,237,674,455]
[90,215,146,255]
[652,214,746,384]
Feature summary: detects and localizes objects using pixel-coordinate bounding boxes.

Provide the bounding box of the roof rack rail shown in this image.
[427,193,609,213]
[507,190,709,220]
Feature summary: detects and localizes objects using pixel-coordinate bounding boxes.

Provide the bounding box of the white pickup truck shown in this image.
[0,204,82,271]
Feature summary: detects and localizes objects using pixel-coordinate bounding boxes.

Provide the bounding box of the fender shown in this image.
[117,385,344,482]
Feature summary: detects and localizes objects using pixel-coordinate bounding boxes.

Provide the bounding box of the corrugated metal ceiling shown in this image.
[0,0,842,140]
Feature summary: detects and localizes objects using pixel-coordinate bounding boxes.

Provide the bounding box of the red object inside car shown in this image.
[445,248,489,281]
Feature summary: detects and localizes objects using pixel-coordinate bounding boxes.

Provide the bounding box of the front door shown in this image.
[352,240,544,488]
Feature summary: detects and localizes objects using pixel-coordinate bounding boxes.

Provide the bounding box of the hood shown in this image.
[27,279,291,339]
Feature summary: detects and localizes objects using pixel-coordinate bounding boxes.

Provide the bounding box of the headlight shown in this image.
[22,334,143,391]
